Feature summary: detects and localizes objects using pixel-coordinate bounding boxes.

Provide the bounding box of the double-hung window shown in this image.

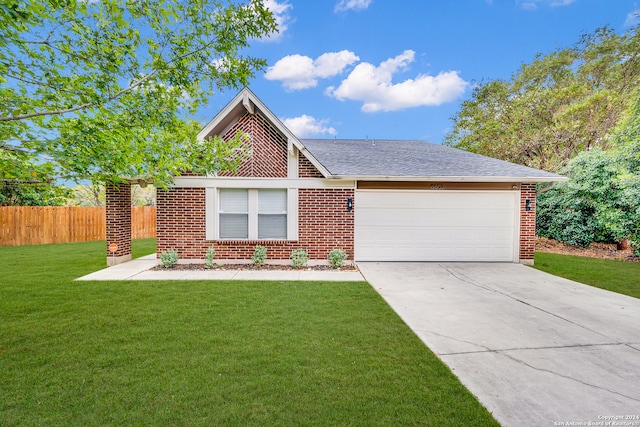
[217,188,288,240]
[219,189,249,239]
[257,189,287,239]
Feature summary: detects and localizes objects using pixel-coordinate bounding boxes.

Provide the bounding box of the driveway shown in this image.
[357,262,640,427]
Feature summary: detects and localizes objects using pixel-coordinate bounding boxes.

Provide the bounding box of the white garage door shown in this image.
[355,190,519,262]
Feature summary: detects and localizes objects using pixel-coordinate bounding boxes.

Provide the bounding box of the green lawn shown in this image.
[0,240,498,426]
[534,252,640,299]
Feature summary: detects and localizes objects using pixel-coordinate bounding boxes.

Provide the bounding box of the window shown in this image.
[258,189,287,239]
[217,189,288,240]
[219,189,248,239]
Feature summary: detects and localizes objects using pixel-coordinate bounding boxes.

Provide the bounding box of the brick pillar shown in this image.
[106,183,132,266]
[519,183,536,265]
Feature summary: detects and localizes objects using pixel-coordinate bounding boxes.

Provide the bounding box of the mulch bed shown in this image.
[152,238,639,270]
[152,263,357,271]
[536,237,640,262]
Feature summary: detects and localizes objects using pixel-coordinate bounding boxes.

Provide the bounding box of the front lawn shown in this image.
[534,252,640,299]
[0,241,498,426]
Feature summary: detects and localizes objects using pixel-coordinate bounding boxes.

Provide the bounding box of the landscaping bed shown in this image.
[536,236,639,262]
[152,263,357,271]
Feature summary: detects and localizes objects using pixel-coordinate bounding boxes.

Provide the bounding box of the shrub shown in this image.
[630,235,640,257]
[252,245,267,266]
[290,249,309,269]
[536,147,640,247]
[160,248,178,268]
[205,247,216,269]
[328,249,348,269]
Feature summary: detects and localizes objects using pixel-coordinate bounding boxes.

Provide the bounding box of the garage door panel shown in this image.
[355,190,517,262]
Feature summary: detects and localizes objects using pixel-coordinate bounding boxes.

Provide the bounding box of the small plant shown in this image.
[252,245,267,266]
[205,247,216,269]
[328,249,348,269]
[160,248,178,268]
[290,249,309,269]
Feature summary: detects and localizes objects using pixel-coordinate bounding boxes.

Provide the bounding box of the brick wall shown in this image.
[105,183,131,259]
[519,183,536,263]
[157,187,354,260]
[218,111,288,178]
[299,154,324,178]
[157,188,206,259]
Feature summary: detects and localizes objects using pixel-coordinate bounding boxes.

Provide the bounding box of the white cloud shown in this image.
[334,0,373,13]
[262,0,292,42]
[625,7,640,27]
[326,50,468,113]
[283,115,337,137]
[516,0,575,10]
[265,50,359,90]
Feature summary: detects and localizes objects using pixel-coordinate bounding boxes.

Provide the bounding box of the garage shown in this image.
[354,190,519,262]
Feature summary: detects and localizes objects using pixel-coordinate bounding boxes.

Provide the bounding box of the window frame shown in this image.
[206,187,298,241]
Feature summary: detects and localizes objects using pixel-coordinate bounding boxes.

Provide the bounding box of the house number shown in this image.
[430,184,445,190]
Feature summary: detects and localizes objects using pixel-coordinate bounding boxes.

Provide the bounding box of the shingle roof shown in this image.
[300,139,566,182]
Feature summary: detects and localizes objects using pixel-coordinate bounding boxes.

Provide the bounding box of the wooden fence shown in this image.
[0,206,156,247]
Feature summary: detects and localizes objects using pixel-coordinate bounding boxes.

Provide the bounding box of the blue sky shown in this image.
[199,0,640,144]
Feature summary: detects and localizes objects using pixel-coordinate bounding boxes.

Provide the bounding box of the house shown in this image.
[105,88,566,266]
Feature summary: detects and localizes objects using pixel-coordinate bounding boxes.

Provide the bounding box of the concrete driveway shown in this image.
[357,262,640,427]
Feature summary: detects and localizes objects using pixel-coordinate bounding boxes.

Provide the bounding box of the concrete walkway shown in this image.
[76,255,364,281]
[358,262,640,427]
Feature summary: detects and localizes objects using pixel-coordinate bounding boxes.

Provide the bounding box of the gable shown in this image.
[218,111,288,178]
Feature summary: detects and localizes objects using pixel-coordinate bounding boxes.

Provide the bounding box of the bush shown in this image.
[160,248,178,268]
[252,245,267,266]
[205,247,216,269]
[328,249,348,268]
[630,235,640,257]
[290,249,309,269]
[536,147,640,247]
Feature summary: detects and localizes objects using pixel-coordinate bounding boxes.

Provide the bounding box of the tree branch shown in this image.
[0,70,157,122]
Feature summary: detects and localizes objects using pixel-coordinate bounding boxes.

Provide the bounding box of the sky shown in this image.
[198,0,640,144]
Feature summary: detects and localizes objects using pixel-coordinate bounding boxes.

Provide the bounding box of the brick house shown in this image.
[106,88,566,266]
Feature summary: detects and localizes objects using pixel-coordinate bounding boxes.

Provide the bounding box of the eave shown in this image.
[326,175,569,183]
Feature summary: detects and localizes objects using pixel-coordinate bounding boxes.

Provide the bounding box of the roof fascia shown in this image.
[332,175,569,183]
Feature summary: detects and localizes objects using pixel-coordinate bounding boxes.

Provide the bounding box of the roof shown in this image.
[300,139,567,182]
[198,88,566,183]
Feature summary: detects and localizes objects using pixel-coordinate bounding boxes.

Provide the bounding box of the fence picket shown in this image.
[0,206,156,246]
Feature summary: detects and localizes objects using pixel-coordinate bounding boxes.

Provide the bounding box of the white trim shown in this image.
[206,187,298,242]
[174,177,356,189]
[242,91,254,114]
[205,188,217,240]
[288,188,299,240]
[247,189,258,239]
[297,145,331,177]
[288,142,298,178]
[196,88,333,179]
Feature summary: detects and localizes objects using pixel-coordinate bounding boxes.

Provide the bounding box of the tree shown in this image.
[71,183,155,206]
[1,0,276,188]
[445,26,640,172]
[536,93,640,254]
[70,184,105,206]
[0,147,70,205]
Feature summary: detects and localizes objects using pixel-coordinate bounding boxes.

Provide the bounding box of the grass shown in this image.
[0,240,498,426]
[534,252,640,299]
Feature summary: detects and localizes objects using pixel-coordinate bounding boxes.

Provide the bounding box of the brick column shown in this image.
[106,183,132,266]
[519,183,536,265]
